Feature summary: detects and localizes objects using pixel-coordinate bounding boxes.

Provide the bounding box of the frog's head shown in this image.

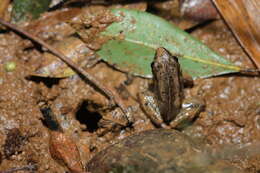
[152,47,182,83]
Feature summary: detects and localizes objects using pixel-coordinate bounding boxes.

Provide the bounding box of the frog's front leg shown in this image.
[169,97,205,130]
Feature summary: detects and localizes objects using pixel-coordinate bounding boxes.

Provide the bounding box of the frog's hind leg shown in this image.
[138,92,166,128]
[169,109,196,130]
[169,98,204,130]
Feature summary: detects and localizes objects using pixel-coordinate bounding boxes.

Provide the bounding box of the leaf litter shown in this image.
[0,1,259,173]
[98,8,242,79]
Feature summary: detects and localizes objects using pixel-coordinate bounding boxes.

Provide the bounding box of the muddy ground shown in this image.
[0,1,259,173]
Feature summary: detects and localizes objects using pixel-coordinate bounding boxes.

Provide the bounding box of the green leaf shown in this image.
[97,8,241,79]
[12,0,51,22]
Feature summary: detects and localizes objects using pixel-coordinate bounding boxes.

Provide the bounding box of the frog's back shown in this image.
[152,47,184,123]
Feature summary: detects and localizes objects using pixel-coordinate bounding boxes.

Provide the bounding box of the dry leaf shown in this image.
[213,0,260,68]
[0,0,10,18]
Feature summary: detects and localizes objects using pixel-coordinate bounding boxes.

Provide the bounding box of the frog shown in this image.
[139,47,204,129]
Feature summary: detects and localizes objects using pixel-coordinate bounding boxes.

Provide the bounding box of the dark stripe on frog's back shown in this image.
[152,48,184,123]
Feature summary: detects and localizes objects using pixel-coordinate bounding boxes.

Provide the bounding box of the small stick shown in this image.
[0,18,129,121]
[0,164,37,173]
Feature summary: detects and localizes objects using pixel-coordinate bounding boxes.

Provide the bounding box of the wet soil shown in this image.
[0,2,259,173]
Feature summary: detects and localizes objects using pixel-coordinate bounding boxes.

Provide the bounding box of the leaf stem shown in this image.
[181,55,241,71]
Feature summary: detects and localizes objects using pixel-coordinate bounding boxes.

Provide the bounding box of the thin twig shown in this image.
[0,18,129,122]
[0,164,37,173]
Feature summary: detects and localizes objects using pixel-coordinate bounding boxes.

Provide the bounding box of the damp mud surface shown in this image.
[0,2,259,173]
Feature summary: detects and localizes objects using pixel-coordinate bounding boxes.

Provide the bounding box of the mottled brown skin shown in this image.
[139,47,204,129]
[152,47,184,123]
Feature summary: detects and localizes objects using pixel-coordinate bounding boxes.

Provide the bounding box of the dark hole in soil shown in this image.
[27,76,60,88]
[76,101,102,133]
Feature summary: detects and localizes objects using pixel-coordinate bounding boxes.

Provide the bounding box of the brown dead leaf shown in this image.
[111,1,147,11]
[180,0,218,21]
[151,0,218,30]
[26,8,82,38]
[33,37,94,78]
[0,0,10,19]
[213,0,260,68]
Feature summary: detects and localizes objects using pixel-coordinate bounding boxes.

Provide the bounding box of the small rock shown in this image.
[86,129,244,173]
[49,131,84,173]
[4,61,16,72]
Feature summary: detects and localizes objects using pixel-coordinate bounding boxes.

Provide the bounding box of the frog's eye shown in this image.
[151,62,161,71]
[152,62,162,70]
[151,62,155,68]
